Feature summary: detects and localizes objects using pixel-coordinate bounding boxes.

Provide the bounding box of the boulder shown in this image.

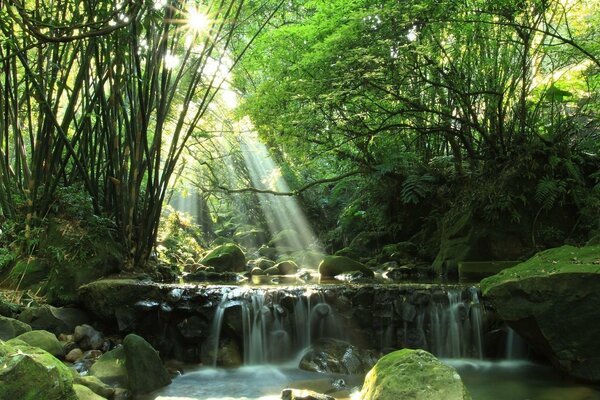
[73,384,107,400]
[481,244,600,382]
[281,388,335,400]
[318,256,374,279]
[0,340,77,400]
[89,345,128,387]
[0,315,31,340]
[8,257,49,288]
[299,338,378,375]
[74,324,104,351]
[74,375,115,399]
[11,330,64,358]
[360,349,470,400]
[276,260,299,275]
[17,304,89,336]
[123,333,171,394]
[66,348,84,362]
[201,243,246,272]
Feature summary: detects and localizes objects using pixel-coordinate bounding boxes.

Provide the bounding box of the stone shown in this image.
[0,315,31,340]
[123,333,171,394]
[0,340,77,400]
[73,384,107,400]
[17,305,89,336]
[299,338,378,375]
[251,267,265,276]
[74,324,104,350]
[281,388,335,400]
[177,316,207,340]
[112,388,131,400]
[74,375,115,398]
[89,345,128,387]
[11,330,64,358]
[264,266,281,276]
[318,256,374,278]
[66,348,84,362]
[216,338,242,367]
[276,260,299,275]
[201,243,246,273]
[360,349,471,400]
[481,244,600,382]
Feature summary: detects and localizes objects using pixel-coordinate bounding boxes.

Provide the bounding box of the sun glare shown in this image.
[187,6,210,33]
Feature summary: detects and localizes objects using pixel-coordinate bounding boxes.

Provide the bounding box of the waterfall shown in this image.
[429,288,485,359]
[506,327,528,360]
[208,288,343,366]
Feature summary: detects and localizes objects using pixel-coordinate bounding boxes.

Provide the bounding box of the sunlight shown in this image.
[164,52,180,70]
[187,5,210,33]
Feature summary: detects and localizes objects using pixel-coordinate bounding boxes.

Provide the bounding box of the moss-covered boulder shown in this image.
[318,256,374,278]
[201,243,246,272]
[481,245,600,382]
[73,384,107,400]
[0,315,31,340]
[89,345,128,387]
[17,304,90,336]
[9,257,49,288]
[0,340,77,400]
[360,349,470,400]
[123,333,171,394]
[10,330,64,358]
[276,260,299,275]
[74,375,115,398]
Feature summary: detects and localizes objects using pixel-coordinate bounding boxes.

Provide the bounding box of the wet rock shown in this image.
[112,388,131,400]
[299,338,378,375]
[177,316,207,340]
[183,270,242,282]
[216,338,242,367]
[318,256,374,278]
[123,333,171,394]
[361,349,470,400]
[75,324,104,351]
[281,388,335,400]
[0,315,31,340]
[17,305,89,336]
[201,243,246,273]
[74,375,115,398]
[276,260,299,275]
[481,244,600,382]
[0,340,77,399]
[10,330,64,358]
[334,270,374,282]
[250,266,265,276]
[89,346,128,387]
[73,384,107,400]
[264,266,280,276]
[66,348,84,362]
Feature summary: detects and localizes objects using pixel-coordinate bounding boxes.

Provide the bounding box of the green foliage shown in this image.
[401,174,436,205]
[535,177,567,210]
[156,208,205,269]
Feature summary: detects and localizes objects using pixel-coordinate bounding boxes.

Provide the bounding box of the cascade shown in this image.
[505,327,528,360]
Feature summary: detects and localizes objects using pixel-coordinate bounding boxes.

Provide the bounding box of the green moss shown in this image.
[318,256,374,278]
[73,384,107,400]
[89,346,128,387]
[481,245,600,295]
[0,340,77,400]
[0,315,31,340]
[360,349,470,400]
[201,243,246,272]
[9,330,64,357]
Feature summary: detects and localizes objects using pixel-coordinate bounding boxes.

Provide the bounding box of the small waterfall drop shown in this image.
[506,327,528,360]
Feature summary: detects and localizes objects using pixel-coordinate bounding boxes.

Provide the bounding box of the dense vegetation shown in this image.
[0,0,599,299]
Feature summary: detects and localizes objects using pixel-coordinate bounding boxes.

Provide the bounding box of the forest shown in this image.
[0,0,599,399]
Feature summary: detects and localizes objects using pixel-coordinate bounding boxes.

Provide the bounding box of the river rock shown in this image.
[481,244,600,382]
[276,260,299,275]
[74,375,115,398]
[201,243,246,272]
[281,388,335,400]
[17,305,89,336]
[0,340,77,400]
[318,256,374,278]
[75,324,104,350]
[89,345,128,387]
[299,338,378,374]
[73,384,107,400]
[123,333,171,394]
[0,315,31,340]
[66,348,84,362]
[10,330,64,358]
[360,349,471,400]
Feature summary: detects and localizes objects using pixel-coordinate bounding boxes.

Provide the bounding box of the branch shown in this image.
[211,169,363,196]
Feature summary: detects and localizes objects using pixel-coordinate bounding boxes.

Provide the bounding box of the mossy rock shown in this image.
[0,315,31,340]
[201,243,246,272]
[17,304,89,336]
[123,333,171,394]
[258,245,279,260]
[89,345,128,387]
[360,349,470,400]
[74,375,115,398]
[10,330,64,358]
[481,245,600,382]
[318,256,374,278]
[9,257,49,288]
[276,260,299,275]
[73,384,107,400]
[0,340,77,400]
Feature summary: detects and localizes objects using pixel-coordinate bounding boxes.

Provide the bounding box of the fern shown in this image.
[535,177,566,210]
[401,174,435,204]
